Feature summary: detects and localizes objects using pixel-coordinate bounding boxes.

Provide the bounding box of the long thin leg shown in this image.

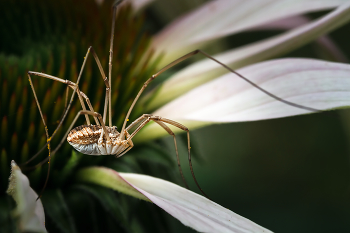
[89,46,110,125]
[26,45,113,162]
[127,115,152,139]
[28,77,90,125]
[119,49,324,139]
[23,72,77,167]
[153,120,189,189]
[116,146,132,158]
[28,71,97,125]
[107,4,118,127]
[151,117,207,193]
[46,0,123,139]
[125,114,152,131]
[22,86,99,167]
[127,114,206,198]
[21,84,72,167]
[28,74,51,199]
[44,47,95,141]
[115,130,134,158]
[155,117,210,199]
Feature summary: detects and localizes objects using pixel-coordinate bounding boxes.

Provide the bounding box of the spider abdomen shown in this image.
[67,125,130,155]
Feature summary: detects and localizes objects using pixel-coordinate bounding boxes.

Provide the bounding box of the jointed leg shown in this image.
[47,47,97,142]
[155,117,210,199]
[28,71,94,124]
[119,50,202,138]
[125,114,152,132]
[127,114,207,197]
[107,5,118,127]
[153,118,207,193]
[126,115,189,188]
[88,46,111,125]
[115,131,134,158]
[152,120,189,189]
[27,45,113,160]
[120,49,323,139]
[27,75,51,199]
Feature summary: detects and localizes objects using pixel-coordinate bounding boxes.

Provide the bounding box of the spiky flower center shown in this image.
[0,0,159,191]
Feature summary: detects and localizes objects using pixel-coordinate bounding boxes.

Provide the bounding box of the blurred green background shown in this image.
[1,0,350,232]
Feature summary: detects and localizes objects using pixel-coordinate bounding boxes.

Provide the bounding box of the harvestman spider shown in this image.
[26,1,322,199]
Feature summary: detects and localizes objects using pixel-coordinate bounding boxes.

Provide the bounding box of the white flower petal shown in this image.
[147,4,350,110]
[154,0,348,66]
[77,167,272,233]
[256,15,348,63]
[135,58,350,142]
[6,160,47,233]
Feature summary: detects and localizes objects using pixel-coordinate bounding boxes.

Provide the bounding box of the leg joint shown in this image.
[79,91,88,99]
[66,80,76,86]
[151,115,161,120]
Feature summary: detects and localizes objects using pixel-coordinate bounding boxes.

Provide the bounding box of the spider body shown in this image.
[67,125,132,156]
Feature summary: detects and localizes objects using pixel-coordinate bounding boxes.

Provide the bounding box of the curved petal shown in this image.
[153,0,348,67]
[6,161,47,233]
[147,4,350,110]
[256,15,348,63]
[135,58,350,142]
[76,166,272,233]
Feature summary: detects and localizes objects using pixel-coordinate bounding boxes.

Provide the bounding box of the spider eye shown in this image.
[114,126,117,130]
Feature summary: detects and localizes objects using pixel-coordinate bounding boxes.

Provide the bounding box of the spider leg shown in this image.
[153,120,189,189]
[119,50,201,138]
[27,75,51,199]
[26,44,116,164]
[25,85,70,167]
[125,114,152,133]
[126,114,208,197]
[107,5,119,127]
[156,117,210,198]
[127,114,152,139]
[115,116,151,157]
[115,130,134,158]
[112,114,148,157]
[155,117,210,199]
[89,46,111,125]
[49,46,96,133]
[120,49,324,140]
[25,71,97,165]
[28,46,112,126]
[23,72,79,166]
[28,71,92,124]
